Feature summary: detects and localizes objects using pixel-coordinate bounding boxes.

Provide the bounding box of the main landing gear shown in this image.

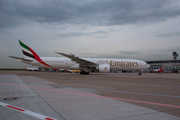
[80,67,90,75]
[80,71,89,75]
[139,70,142,75]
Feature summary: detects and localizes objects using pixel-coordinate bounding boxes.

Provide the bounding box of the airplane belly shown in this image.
[111,66,142,70]
[70,64,79,69]
[46,61,67,69]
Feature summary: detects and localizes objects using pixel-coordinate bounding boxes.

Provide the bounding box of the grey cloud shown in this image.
[57,30,109,38]
[57,32,83,38]
[1,0,180,29]
[79,51,176,61]
[142,48,180,61]
[167,46,180,52]
[155,31,180,37]
[119,51,141,55]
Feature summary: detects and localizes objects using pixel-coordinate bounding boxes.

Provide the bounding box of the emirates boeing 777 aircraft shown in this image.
[9,39,150,75]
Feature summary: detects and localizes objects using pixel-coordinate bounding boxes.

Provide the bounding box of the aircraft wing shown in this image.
[9,56,33,62]
[55,52,98,67]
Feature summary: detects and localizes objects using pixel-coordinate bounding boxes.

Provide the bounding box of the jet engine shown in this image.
[96,64,110,73]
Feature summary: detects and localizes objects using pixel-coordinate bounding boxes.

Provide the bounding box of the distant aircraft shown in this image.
[25,65,39,71]
[59,69,68,72]
[152,66,164,73]
[9,39,150,75]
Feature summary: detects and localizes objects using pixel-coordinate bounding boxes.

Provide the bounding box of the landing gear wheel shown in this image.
[80,71,89,75]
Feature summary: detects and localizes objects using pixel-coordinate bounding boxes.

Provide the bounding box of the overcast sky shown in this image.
[1,0,180,68]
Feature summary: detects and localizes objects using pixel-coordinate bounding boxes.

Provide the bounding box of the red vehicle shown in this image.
[152,66,164,73]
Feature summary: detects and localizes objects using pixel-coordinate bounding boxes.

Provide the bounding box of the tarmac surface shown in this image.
[0,71,180,120]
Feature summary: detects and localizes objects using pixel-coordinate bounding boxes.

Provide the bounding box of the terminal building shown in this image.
[145,52,180,73]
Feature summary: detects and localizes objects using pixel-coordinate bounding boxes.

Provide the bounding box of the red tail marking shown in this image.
[27,47,51,67]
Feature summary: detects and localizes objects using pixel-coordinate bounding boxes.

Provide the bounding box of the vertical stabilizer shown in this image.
[18,39,51,67]
[18,39,35,60]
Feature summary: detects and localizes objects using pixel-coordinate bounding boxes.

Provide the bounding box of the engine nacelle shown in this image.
[96,64,110,73]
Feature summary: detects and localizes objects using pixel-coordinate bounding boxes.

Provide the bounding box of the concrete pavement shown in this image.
[0,73,179,120]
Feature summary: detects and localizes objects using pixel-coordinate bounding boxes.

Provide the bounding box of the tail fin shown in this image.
[18,39,37,60]
[25,65,27,69]
[18,39,51,67]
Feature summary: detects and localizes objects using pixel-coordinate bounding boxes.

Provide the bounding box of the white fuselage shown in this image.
[23,57,150,70]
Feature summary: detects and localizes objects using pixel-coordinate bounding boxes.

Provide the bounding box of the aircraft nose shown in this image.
[146,64,150,68]
[143,62,150,69]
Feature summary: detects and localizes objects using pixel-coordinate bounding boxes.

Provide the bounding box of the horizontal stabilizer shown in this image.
[8,56,33,62]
